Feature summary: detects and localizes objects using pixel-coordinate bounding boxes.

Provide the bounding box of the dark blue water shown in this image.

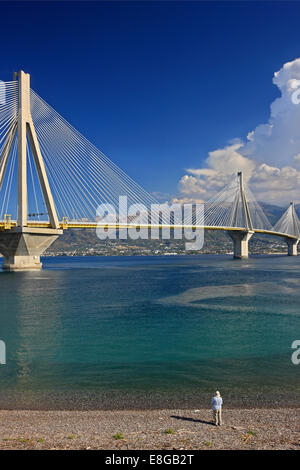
[0,255,299,409]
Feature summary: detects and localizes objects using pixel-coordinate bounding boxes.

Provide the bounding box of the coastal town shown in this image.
[44,229,289,257]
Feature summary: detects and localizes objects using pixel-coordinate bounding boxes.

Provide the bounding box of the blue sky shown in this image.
[1,1,300,200]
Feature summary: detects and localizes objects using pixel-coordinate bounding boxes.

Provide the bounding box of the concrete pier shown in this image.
[227,230,254,259]
[286,238,299,256]
[0,227,62,271]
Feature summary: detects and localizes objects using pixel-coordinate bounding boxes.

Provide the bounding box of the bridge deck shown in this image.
[0,221,297,240]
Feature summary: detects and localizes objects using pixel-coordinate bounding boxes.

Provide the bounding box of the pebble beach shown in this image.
[0,408,298,450]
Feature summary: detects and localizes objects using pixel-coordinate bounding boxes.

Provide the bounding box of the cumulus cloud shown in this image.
[177,58,300,205]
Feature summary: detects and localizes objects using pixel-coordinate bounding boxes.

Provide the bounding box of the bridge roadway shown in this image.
[0,220,297,241]
[0,220,298,267]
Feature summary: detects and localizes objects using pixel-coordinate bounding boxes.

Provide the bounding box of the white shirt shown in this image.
[211,396,223,410]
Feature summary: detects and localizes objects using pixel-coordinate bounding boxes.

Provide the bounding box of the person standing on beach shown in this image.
[211,391,223,426]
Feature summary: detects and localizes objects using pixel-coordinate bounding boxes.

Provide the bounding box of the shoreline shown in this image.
[0,252,290,259]
[0,390,299,411]
[0,408,298,450]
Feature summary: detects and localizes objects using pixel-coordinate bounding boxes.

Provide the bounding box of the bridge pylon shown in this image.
[273,201,300,255]
[285,202,299,256]
[0,71,62,270]
[227,171,254,258]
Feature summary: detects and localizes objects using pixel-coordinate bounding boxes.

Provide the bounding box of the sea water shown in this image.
[0,255,299,409]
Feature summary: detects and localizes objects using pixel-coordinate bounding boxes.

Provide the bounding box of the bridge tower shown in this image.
[227,171,254,258]
[0,71,62,270]
[285,202,299,256]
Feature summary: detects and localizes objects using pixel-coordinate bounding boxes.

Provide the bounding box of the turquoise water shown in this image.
[0,255,299,409]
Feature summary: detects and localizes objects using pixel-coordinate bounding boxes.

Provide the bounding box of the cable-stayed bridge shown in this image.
[0,71,299,270]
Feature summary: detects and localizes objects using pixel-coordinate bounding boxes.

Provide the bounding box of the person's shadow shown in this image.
[170,415,215,426]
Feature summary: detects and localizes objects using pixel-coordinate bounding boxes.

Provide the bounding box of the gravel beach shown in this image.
[0,408,298,450]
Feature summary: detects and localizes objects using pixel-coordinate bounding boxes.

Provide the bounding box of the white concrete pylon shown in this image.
[228,172,254,258]
[286,204,299,255]
[238,171,253,231]
[16,70,59,229]
[230,171,253,230]
[0,71,62,270]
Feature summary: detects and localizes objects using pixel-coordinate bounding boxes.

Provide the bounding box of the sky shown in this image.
[1,1,300,205]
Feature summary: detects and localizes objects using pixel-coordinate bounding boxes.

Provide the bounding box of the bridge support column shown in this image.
[285,238,299,256]
[227,230,254,259]
[0,70,63,271]
[0,227,62,271]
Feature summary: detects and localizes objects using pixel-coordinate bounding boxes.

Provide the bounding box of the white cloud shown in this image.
[250,163,300,204]
[178,58,300,205]
[171,196,205,205]
[293,153,300,164]
[178,142,256,201]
